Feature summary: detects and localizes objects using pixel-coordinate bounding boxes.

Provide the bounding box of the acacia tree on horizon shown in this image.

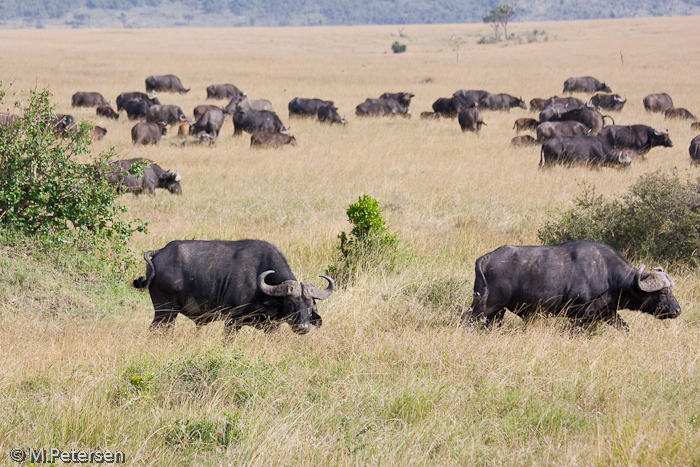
[483,3,516,40]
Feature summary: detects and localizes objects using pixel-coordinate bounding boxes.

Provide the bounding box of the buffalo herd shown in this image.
[5,72,695,337]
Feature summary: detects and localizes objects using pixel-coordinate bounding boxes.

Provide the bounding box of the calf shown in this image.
[250,132,297,147]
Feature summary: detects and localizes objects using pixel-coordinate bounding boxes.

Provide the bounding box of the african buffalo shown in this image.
[597,125,673,155]
[96,105,119,120]
[190,108,224,137]
[51,114,77,136]
[513,118,539,132]
[133,239,334,337]
[643,93,674,112]
[563,76,611,94]
[124,99,156,120]
[116,92,160,111]
[146,105,188,125]
[536,121,590,142]
[379,92,414,109]
[481,93,526,111]
[540,135,631,167]
[224,97,276,115]
[108,158,181,195]
[206,84,245,100]
[131,121,167,145]
[452,90,489,108]
[664,107,696,120]
[511,135,537,147]
[193,105,222,121]
[690,135,700,165]
[589,94,626,111]
[250,132,297,147]
[529,98,547,112]
[288,98,334,118]
[317,103,347,124]
[540,107,610,135]
[90,126,107,141]
[0,113,20,126]
[145,74,190,93]
[358,97,410,117]
[432,97,463,117]
[233,110,289,136]
[71,92,109,108]
[543,96,586,109]
[458,107,485,132]
[460,240,680,331]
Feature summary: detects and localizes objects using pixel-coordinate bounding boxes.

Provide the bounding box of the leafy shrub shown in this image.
[0,86,147,267]
[391,41,407,53]
[538,173,700,266]
[327,194,399,284]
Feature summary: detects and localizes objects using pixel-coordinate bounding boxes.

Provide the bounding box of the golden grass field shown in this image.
[1,16,700,465]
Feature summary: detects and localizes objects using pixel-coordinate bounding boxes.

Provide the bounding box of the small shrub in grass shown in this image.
[0,85,148,270]
[538,173,700,266]
[327,194,399,285]
[165,412,241,450]
[391,41,407,53]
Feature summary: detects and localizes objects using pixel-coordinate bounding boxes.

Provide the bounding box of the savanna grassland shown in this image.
[1,17,700,466]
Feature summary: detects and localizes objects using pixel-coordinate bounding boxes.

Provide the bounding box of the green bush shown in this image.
[327,194,399,284]
[538,173,700,266]
[0,86,148,267]
[391,41,407,53]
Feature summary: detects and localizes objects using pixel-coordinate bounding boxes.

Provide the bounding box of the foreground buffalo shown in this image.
[206,84,245,100]
[664,107,696,120]
[250,132,297,147]
[540,135,631,167]
[108,158,182,195]
[133,240,334,336]
[643,93,673,112]
[145,74,190,93]
[116,92,160,111]
[563,76,611,94]
[589,94,626,111]
[72,92,109,108]
[458,107,484,132]
[597,125,673,155]
[96,105,119,120]
[288,97,334,118]
[689,135,700,165]
[131,121,167,145]
[190,108,224,137]
[536,121,590,142]
[233,110,289,135]
[460,240,680,330]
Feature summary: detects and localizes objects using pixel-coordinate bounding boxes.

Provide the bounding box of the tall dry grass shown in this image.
[1,16,700,465]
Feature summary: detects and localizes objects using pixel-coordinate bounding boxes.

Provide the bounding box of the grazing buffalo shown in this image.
[453,90,489,108]
[541,107,609,135]
[643,93,674,113]
[664,107,696,120]
[481,93,526,111]
[96,105,119,120]
[597,125,673,155]
[146,105,188,125]
[108,158,181,195]
[233,110,289,136]
[690,135,700,165]
[536,121,590,142]
[540,135,631,167]
[124,99,156,120]
[225,97,275,115]
[529,98,547,112]
[206,84,245,100]
[460,240,680,330]
[356,98,410,117]
[193,104,222,121]
[116,92,160,111]
[51,114,77,136]
[288,98,334,118]
[317,103,347,125]
[589,94,626,111]
[90,126,107,141]
[145,74,190,93]
[0,113,20,126]
[563,76,611,94]
[543,96,586,109]
[513,118,539,132]
[432,97,463,117]
[190,108,224,137]
[133,239,334,336]
[511,135,537,147]
[131,121,167,145]
[379,92,414,109]
[250,132,297,148]
[71,92,109,108]
[458,107,485,132]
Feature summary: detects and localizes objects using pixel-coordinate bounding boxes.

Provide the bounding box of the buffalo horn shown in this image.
[258,270,302,297]
[174,171,181,182]
[302,275,335,300]
[636,265,673,292]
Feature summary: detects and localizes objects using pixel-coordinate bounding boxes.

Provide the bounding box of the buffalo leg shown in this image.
[149,309,178,332]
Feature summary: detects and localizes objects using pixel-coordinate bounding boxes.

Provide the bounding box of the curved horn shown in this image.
[636,264,672,292]
[302,275,335,300]
[173,171,181,182]
[258,270,301,297]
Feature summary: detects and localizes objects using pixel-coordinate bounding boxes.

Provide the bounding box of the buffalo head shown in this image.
[633,265,681,319]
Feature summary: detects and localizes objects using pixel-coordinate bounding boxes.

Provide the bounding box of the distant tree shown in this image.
[483,4,515,40]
